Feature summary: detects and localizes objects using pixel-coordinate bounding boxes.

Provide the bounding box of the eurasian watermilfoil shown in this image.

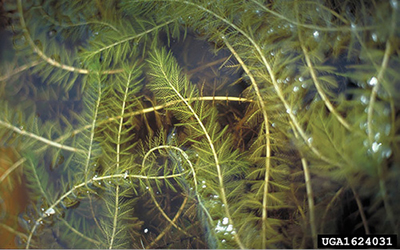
[0,0,399,248]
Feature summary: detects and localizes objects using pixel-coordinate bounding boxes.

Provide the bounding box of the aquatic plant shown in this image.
[0,0,399,248]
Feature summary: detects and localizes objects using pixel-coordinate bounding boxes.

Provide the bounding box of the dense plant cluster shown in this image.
[0,0,399,248]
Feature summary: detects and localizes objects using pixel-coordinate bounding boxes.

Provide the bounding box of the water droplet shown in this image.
[368,76,378,86]
[308,137,313,144]
[351,23,357,30]
[202,184,207,188]
[313,31,319,38]
[144,228,149,233]
[123,171,128,179]
[221,239,226,243]
[222,217,229,225]
[293,86,300,92]
[146,186,149,190]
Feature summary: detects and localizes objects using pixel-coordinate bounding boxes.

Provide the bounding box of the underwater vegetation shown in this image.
[0,0,399,248]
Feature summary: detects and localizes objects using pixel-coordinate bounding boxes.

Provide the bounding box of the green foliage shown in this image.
[0,0,399,248]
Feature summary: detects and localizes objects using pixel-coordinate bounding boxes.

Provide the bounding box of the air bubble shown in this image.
[293,86,300,92]
[371,33,378,42]
[385,124,391,136]
[308,137,313,144]
[372,142,381,153]
[44,207,55,217]
[48,29,57,37]
[313,31,319,38]
[382,147,392,158]
[222,217,229,225]
[383,107,391,116]
[144,228,149,233]
[283,77,290,84]
[360,95,369,105]
[368,76,378,86]
[391,0,398,9]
